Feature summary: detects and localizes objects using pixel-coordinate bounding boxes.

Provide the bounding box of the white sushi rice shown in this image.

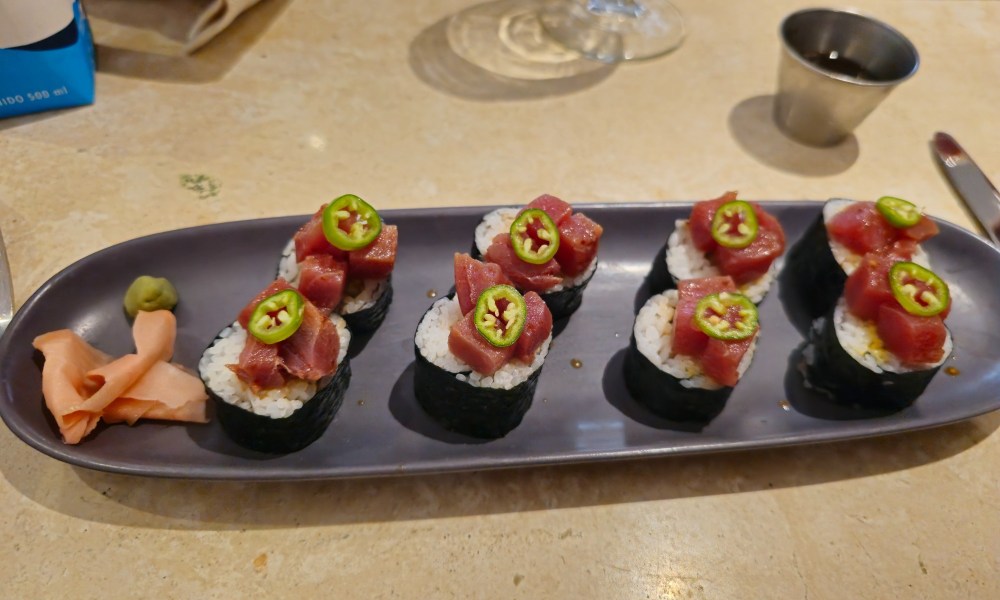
[473,207,597,292]
[414,296,552,390]
[665,219,780,304]
[831,297,951,374]
[277,239,389,315]
[198,314,351,419]
[633,290,757,391]
[824,198,931,275]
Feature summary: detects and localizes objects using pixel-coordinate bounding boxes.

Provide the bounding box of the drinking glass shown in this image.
[539,0,686,63]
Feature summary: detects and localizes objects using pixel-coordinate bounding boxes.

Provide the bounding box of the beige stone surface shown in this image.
[1,0,999,597]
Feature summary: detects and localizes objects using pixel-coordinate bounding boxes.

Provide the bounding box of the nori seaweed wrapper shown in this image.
[539,264,596,320]
[800,313,943,410]
[623,336,731,422]
[413,344,541,439]
[212,360,351,454]
[342,278,393,334]
[782,211,848,321]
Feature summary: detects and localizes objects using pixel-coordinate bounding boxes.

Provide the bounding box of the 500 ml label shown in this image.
[0,86,69,106]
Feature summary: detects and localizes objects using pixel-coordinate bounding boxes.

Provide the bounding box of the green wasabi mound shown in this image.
[124,275,178,318]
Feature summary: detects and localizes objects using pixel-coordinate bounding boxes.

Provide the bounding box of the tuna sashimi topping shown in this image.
[688,192,785,283]
[671,276,739,357]
[347,224,398,280]
[485,233,563,293]
[523,194,573,225]
[232,280,340,390]
[448,255,553,374]
[827,201,938,255]
[293,198,397,311]
[844,249,951,366]
[454,252,512,315]
[671,276,758,387]
[486,195,603,291]
[298,254,347,312]
[555,213,604,277]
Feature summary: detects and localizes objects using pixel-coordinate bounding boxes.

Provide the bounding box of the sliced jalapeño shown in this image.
[248,289,305,344]
[889,261,949,317]
[474,285,526,347]
[876,196,922,228]
[711,200,759,249]
[693,291,758,341]
[510,208,559,265]
[322,193,382,251]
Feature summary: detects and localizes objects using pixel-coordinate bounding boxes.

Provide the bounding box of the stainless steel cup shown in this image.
[774,8,919,146]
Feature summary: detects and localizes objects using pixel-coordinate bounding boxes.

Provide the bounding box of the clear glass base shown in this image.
[447,0,609,80]
[539,0,686,63]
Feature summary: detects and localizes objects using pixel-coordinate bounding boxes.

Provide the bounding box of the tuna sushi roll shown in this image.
[624,276,760,422]
[665,191,786,303]
[278,194,397,333]
[784,197,937,319]
[413,253,553,438]
[473,194,603,320]
[199,278,351,453]
[801,253,953,409]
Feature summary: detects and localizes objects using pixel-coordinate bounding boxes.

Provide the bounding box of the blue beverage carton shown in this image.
[0,0,95,119]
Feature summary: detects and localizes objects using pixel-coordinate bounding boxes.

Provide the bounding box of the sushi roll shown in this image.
[784,197,937,319]
[278,194,397,333]
[473,194,603,320]
[801,256,953,409]
[665,191,786,303]
[199,279,351,453]
[624,276,760,422]
[413,253,553,438]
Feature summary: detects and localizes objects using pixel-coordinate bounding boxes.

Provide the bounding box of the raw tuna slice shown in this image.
[279,301,340,381]
[348,224,398,280]
[523,194,573,225]
[231,336,287,391]
[671,276,738,357]
[554,213,604,277]
[237,278,296,329]
[828,201,938,255]
[898,216,939,242]
[513,291,552,362]
[700,335,756,387]
[827,202,898,255]
[844,244,912,321]
[485,233,563,293]
[454,253,511,315]
[298,254,347,313]
[713,208,786,285]
[688,191,738,253]
[293,207,348,262]
[448,311,515,376]
[877,303,947,365]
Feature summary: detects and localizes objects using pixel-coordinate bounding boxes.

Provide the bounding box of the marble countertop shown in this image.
[1,0,998,597]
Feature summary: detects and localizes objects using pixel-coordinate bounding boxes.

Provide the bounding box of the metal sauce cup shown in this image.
[774,8,919,146]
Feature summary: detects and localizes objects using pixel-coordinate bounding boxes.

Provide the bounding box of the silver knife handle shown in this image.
[0,227,13,336]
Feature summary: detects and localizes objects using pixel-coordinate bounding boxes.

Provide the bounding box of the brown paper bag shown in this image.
[83,0,263,54]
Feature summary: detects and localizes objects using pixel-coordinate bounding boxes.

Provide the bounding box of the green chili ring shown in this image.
[693,292,758,341]
[474,285,527,348]
[248,289,306,344]
[510,208,559,265]
[889,261,949,317]
[876,196,922,228]
[322,194,383,251]
[710,200,759,249]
